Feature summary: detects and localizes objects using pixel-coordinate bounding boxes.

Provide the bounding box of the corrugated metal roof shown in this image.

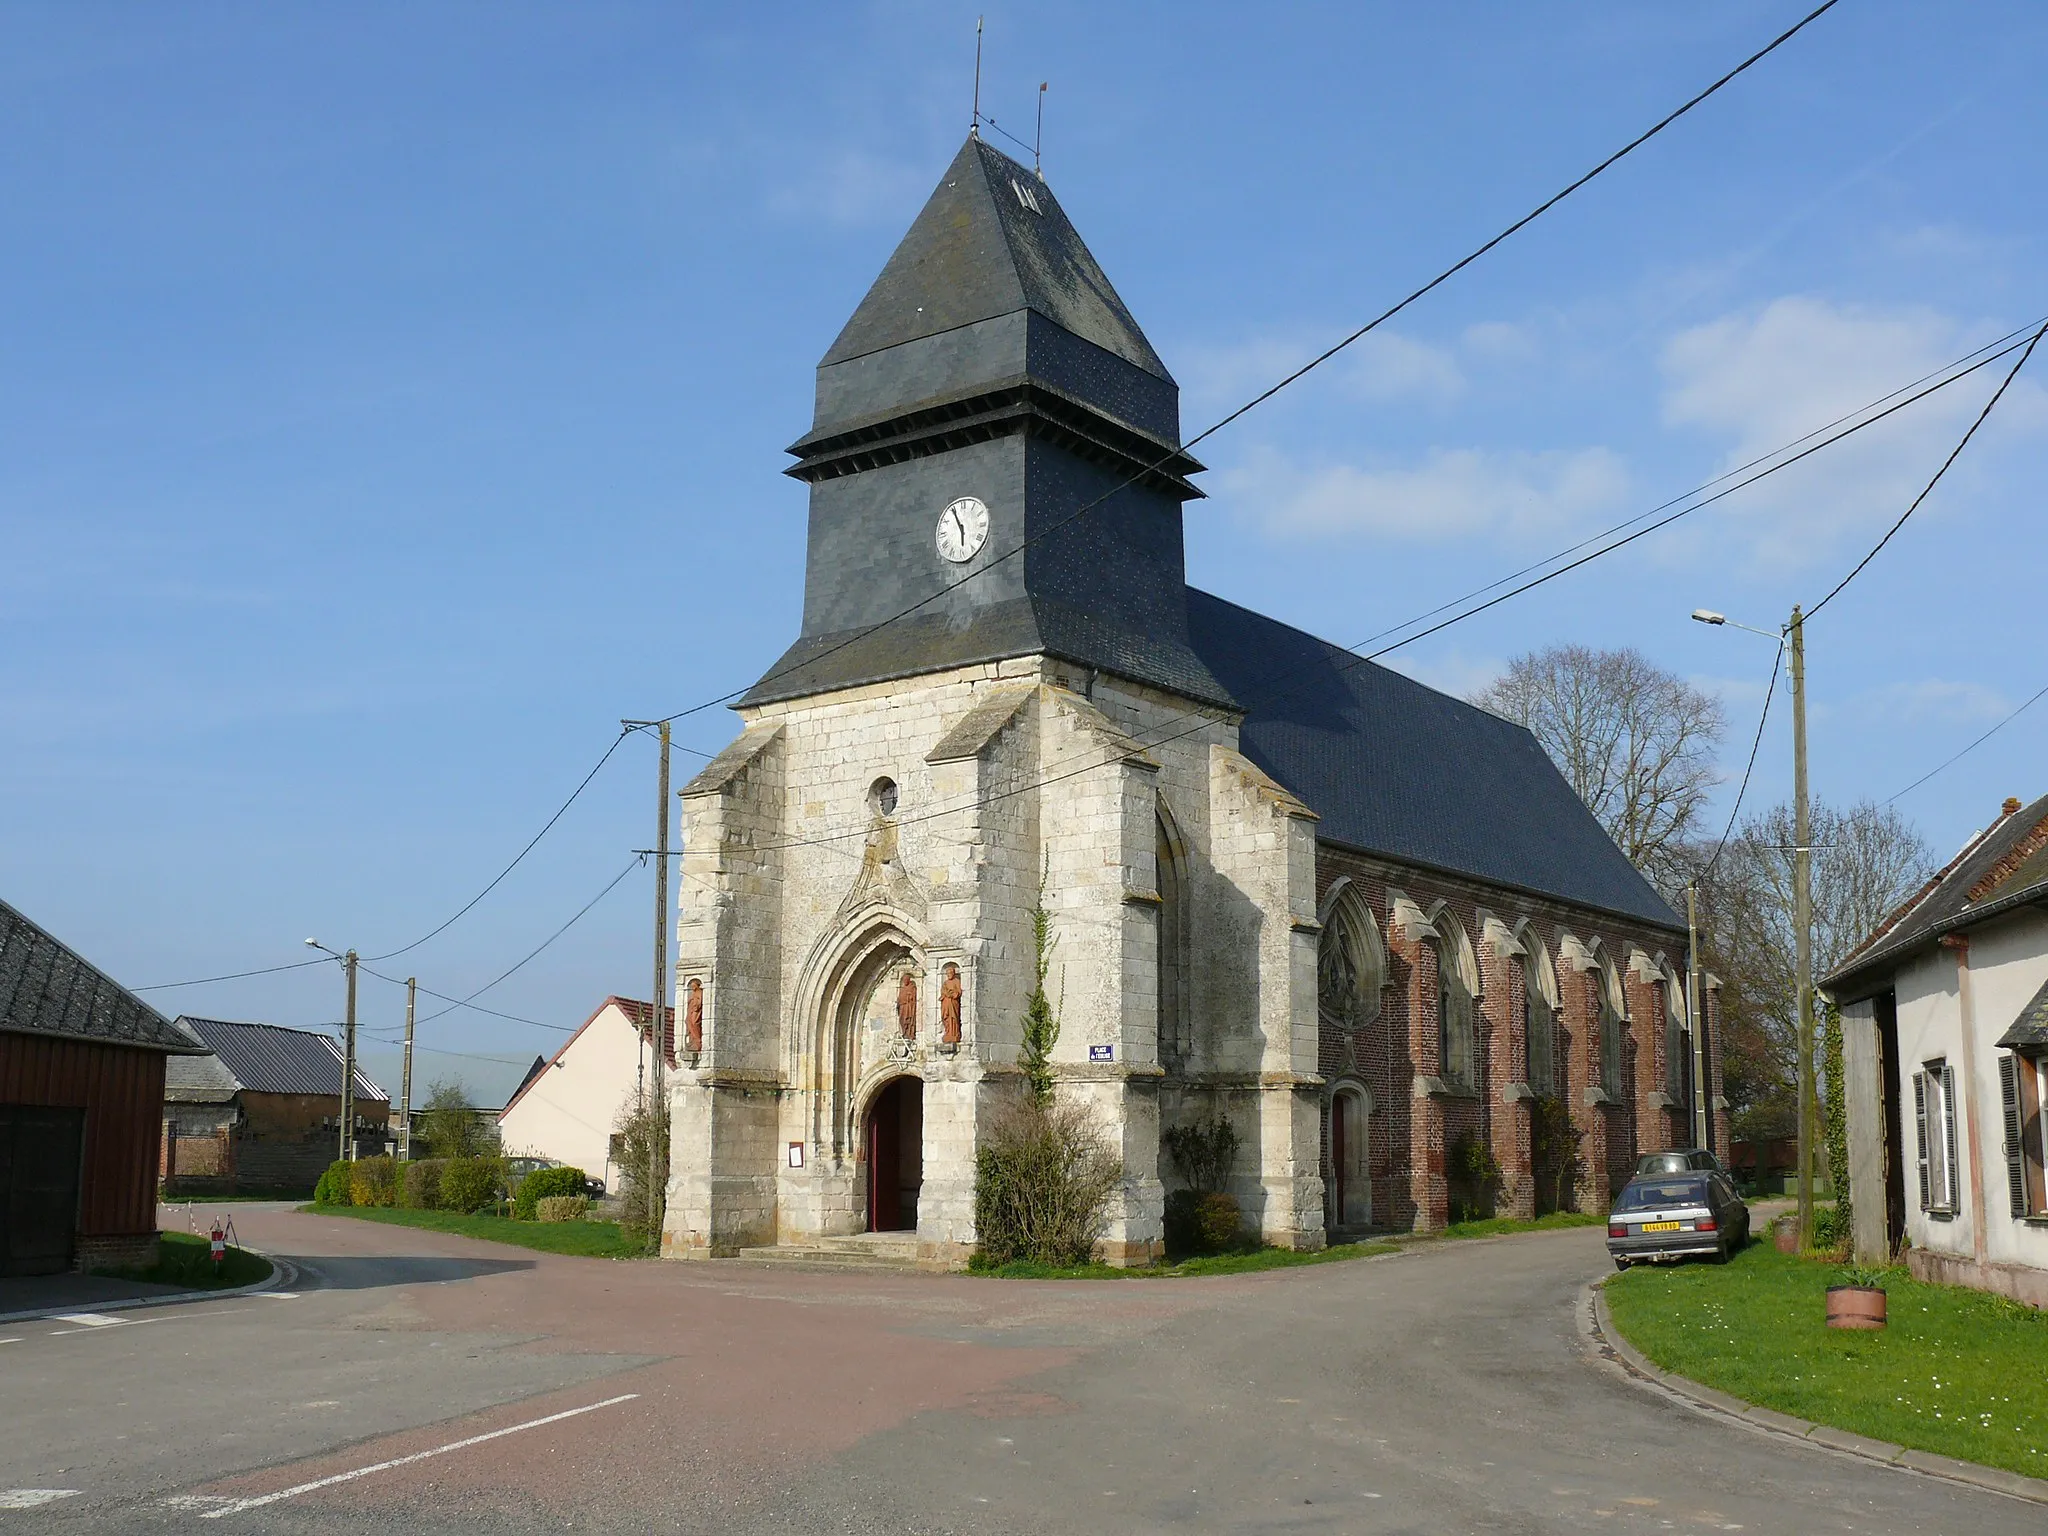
[1185,591,1683,930]
[0,896,205,1054]
[169,1016,388,1102]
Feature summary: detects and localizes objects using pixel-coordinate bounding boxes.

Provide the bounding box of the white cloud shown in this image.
[1659,297,2045,571]
[1382,649,1505,702]
[766,147,929,228]
[1220,442,1629,543]
[1835,678,2010,727]
[1177,328,1463,415]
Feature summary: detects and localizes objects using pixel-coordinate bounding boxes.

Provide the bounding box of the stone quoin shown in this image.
[661,136,1721,1266]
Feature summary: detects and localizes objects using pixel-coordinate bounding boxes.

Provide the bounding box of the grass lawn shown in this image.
[1433,1211,1606,1241]
[304,1202,646,1259]
[1606,1238,2048,1480]
[94,1230,273,1290]
[969,1238,1400,1280]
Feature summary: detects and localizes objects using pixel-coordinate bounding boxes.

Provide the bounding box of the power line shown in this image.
[363,726,634,963]
[1704,647,1784,881]
[405,855,645,1028]
[649,0,1842,730]
[1807,320,2048,619]
[1885,678,2048,806]
[688,328,2035,864]
[134,956,330,993]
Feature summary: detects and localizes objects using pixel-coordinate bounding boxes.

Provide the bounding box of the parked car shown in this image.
[1607,1170,1750,1269]
[1634,1148,1727,1178]
[582,1176,606,1199]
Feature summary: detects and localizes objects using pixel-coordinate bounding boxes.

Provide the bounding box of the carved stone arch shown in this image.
[1583,936,1627,1097]
[1155,798,1192,1070]
[1425,905,1479,1088]
[789,905,928,1163]
[1317,879,1386,1030]
[1324,1075,1375,1231]
[1509,918,1560,1096]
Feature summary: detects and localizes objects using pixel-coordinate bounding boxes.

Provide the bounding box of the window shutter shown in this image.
[2024,1058,2048,1217]
[2003,1053,2028,1221]
[1940,1063,1962,1214]
[1913,1071,1930,1212]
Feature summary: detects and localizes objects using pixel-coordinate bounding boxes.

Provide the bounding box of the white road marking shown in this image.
[162,1494,241,1512]
[0,1338,19,1346]
[50,1317,152,1337]
[255,1292,299,1300]
[196,1393,640,1518]
[50,1313,126,1327]
[0,1490,82,1509]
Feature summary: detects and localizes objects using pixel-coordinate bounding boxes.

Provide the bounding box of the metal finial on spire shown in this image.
[970,17,983,139]
[1034,81,1046,179]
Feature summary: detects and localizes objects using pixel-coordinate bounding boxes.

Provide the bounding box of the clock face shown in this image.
[936,496,990,563]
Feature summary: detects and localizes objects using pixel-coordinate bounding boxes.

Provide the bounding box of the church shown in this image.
[662,134,1725,1265]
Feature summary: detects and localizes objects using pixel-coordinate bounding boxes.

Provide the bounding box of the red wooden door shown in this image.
[868,1089,900,1233]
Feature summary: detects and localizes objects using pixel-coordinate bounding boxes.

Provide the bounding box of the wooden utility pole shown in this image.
[398,976,417,1162]
[1789,605,1816,1249]
[1687,882,1709,1152]
[341,948,360,1162]
[649,721,672,1250]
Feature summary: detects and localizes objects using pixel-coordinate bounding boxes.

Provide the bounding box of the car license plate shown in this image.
[1641,1220,1683,1232]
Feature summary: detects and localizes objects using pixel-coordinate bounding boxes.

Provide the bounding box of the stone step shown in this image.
[731,1231,926,1271]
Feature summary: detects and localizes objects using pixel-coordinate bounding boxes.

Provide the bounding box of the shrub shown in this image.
[1822,999,1853,1244]
[1530,1095,1583,1215]
[1020,870,1060,1105]
[973,1096,1123,1267]
[1163,1117,1239,1194]
[512,1165,587,1221]
[535,1195,588,1223]
[313,1159,352,1207]
[401,1158,446,1211]
[1447,1130,1501,1223]
[347,1155,399,1208]
[1166,1188,1243,1257]
[440,1155,504,1214]
[613,1094,670,1251]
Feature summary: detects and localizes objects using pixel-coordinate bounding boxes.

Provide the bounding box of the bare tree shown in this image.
[1472,645,1726,893]
[1682,799,1935,1138]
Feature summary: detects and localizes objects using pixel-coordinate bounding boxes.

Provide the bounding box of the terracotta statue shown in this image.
[896,971,919,1040]
[939,963,963,1046]
[684,977,704,1054]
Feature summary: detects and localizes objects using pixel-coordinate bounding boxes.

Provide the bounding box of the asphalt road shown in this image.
[0,1204,2034,1533]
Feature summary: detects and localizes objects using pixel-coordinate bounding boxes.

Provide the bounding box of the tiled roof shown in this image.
[0,897,205,1054]
[1184,591,1683,930]
[1824,793,2048,999]
[1997,975,2048,1052]
[499,997,651,1120]
[166,1016,388,1102]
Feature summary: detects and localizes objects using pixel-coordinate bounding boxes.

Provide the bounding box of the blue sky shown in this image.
[5,3,2045,1101]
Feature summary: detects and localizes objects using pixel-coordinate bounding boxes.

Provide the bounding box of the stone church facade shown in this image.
[661,135,1724,1265]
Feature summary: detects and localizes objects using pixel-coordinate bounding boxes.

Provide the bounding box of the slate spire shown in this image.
[745,136,1231,712]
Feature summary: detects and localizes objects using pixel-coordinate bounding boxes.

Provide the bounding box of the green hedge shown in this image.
[511,1164,586,1220]
[440,1155,505,1214]
[314,1159,351,1207]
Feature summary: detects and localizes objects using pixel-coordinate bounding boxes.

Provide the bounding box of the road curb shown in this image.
[0,1251,296,1326]
[1582,1279,2048,1508]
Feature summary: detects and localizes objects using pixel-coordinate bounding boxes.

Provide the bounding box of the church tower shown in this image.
[746,136,1233,714]
[665,136,1329,1268]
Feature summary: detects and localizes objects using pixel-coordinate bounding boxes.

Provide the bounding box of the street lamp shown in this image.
[307,938,361,1164]
[1694,604,1816,1250]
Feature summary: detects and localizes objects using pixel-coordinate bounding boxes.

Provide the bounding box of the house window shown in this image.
[1999,1051,2047,1220]
[1915,1060,1962,1215]
[1521,961,1554,1097]
[1426,919,1475,1091]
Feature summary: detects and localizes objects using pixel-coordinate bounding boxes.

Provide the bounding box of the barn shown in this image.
[0,897,205,1276]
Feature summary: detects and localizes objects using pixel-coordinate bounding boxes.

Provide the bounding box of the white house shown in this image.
[1826,793,2048,1306]
[497,997,656,1192]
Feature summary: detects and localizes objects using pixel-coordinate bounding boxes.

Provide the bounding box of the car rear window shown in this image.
[1616,1177,1708,1210]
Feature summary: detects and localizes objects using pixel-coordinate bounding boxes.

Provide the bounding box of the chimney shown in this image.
[2003,797,2023,816]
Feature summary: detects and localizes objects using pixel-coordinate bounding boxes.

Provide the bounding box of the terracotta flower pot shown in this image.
[1825,1285,1887,1329]
[1774,1220,1799,1255]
